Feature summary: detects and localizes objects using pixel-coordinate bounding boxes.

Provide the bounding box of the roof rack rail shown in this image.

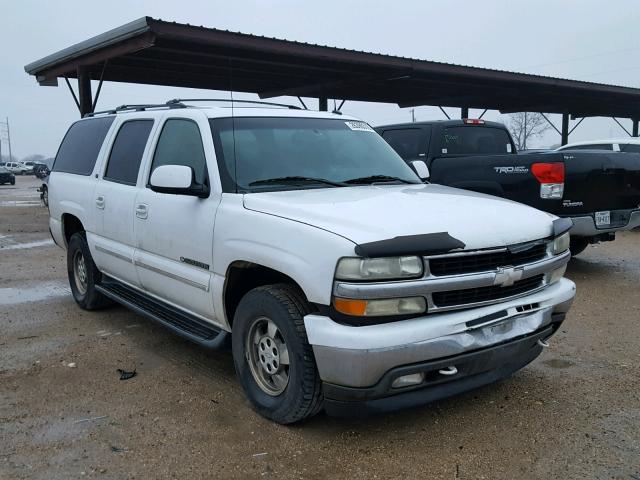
[85,102,187,117]
[166,98,301,110]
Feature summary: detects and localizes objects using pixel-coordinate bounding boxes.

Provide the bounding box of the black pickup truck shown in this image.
[376,119,640,255]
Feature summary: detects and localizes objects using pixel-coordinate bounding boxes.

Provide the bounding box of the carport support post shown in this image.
[318,95,328,111]
[461,107,469,119]
[633,119,639,137]
[77,66,93,117]
[561,113,569,146]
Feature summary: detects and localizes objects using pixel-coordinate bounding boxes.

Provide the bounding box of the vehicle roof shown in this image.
[374,119,506,130]
[558,137,640,148]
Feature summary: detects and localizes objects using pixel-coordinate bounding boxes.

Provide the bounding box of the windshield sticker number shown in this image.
[345,121,374,132]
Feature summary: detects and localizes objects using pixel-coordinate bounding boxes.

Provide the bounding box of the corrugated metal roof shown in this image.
[24,17,640,118]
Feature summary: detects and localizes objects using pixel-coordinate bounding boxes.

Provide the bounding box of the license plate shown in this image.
[595,211,610,227]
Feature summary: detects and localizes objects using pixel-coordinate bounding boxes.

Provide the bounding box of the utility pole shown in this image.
[6,118,12,162]
[0,118,11,162]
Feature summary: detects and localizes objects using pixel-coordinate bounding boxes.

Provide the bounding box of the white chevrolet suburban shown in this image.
[48,100,576,423]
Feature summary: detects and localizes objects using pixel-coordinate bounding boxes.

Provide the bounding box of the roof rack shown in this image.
[85,98,302,118]
[166,98,301,109]
[85,102,186,117]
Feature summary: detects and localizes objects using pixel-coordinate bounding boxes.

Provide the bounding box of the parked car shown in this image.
[33,163,50,179]
[4,161,29,175]
[556,137,640,153]
[0,166,16,185]
[376,119,640,255]
[47,101,575,423]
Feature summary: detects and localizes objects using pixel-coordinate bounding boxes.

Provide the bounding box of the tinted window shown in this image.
[210,117,419,192]
[53,117,115,175]
[621,144,640,153]
[565,143,613,150]
[441,126,513,155]
[381,128,427,159]
[104,120,154,185]
[0,167,8,173]
[150,119,207,184]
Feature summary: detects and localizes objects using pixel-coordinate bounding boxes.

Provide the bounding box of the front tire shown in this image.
[67,233,111,310]
[232,284,323,424]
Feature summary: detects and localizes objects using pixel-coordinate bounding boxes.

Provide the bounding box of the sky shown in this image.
[1,0,640,159]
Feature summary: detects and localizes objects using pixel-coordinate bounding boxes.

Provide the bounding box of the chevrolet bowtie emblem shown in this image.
[493,267,524,287]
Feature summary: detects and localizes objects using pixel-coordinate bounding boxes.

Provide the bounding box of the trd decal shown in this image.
[493,166,529,174]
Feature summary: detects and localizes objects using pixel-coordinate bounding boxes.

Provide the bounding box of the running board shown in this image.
[96,277,228,349]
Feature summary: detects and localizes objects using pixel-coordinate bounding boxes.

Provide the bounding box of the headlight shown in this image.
[335,256,423,281]
[333,296,427,317]
[552,232,570,255]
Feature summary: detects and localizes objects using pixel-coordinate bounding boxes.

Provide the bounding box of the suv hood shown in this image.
[243,184,555,250]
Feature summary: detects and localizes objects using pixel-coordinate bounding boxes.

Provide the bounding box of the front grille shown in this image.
[432,275,544,308]
[429,243,547,276]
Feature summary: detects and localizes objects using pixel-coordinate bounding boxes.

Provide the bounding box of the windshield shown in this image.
[441,126,514,156]
[209,117,420,192]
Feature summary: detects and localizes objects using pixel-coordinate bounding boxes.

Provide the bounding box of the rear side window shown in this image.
[441,126,513,155]
[621,144,640,153]
[53,117,115,175]
[104,120,154,185]
[150,119,207,185]
[381,128,427,159]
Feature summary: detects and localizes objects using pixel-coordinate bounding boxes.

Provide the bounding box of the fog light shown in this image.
[392,372,425,389]
[548,264,567,284]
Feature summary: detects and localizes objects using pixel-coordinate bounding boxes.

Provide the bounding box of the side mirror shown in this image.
[410,160,430,180]
[149,165,209,198]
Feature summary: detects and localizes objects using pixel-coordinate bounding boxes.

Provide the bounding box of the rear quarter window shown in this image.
[53,117,115,175]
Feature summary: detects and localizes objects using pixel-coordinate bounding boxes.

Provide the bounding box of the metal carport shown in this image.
[25,16,640,144]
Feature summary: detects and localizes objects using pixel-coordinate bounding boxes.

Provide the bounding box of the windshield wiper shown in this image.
[343,174,416,185]
[249,176,347,187]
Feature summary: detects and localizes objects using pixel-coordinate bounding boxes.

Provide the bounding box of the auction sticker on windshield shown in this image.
[345,121,375,132]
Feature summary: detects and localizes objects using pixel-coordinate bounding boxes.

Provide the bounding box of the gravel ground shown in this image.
[1,176,639,480]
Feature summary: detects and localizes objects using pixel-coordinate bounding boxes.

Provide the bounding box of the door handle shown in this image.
[95,196,105,209]
[135,203,149,219]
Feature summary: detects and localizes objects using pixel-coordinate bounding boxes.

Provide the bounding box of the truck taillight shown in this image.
[531,163,564,199]
[463,118,485,125]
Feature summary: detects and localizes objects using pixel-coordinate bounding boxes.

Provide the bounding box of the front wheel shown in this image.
[67,233,111,310]
[232,284,323,424]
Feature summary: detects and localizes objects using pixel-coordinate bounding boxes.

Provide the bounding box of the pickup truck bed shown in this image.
[376,120,640,254]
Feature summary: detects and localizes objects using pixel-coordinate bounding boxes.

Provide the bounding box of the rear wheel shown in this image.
[569,237,590,256]
[67,233,111,310]
[232,284,323,424]
[41,185,48,207]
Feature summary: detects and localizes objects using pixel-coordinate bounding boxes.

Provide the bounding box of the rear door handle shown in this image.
[95,196,105,209]
[135,203,148,219]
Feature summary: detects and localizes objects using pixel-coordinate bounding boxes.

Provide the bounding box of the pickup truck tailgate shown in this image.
[560,151,640,215]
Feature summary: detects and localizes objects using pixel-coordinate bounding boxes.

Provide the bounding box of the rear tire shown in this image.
[67,232,111,310]
[232,284,323,424]
[569,237,590,256]
[41,185,48,207]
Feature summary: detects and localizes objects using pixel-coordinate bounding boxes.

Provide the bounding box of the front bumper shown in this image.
[304,278,575,412]
[568,209,640,237]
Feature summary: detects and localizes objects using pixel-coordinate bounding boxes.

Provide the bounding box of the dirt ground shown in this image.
[1,176,639,480]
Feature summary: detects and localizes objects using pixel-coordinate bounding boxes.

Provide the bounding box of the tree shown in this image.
[506,112,551,151]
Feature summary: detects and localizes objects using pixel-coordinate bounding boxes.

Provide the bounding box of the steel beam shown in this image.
[77,66,93,117]
[561,113,569,146]
[461,107,469,119]
[319,95,328,111]
[633,119,639,137]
